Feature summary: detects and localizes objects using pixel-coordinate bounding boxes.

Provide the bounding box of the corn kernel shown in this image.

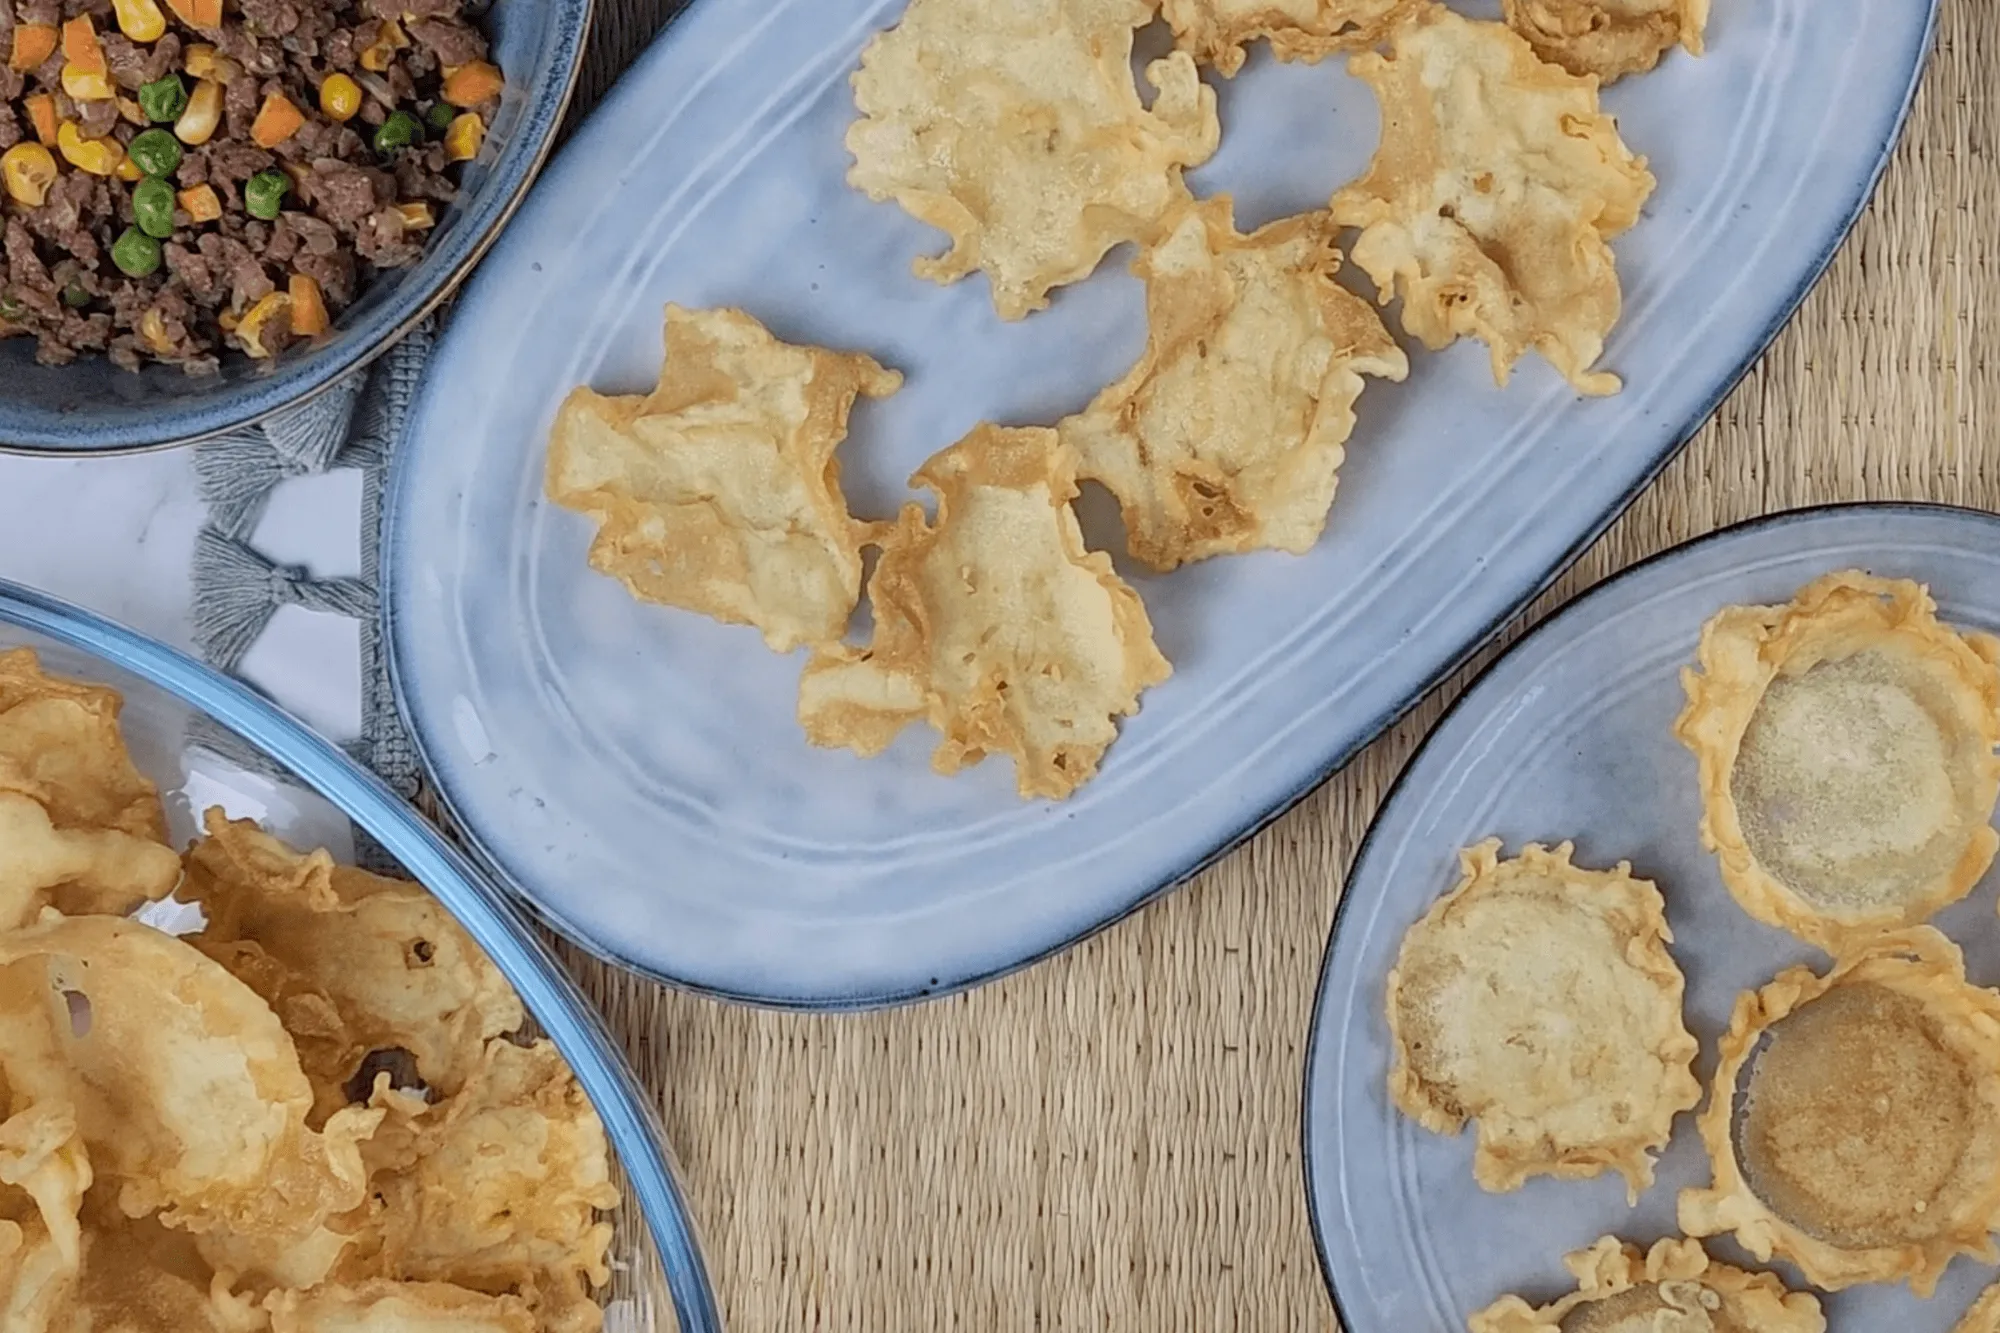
[359,19,405,71]
[56,122,120,176]
[394,201,434,230]
[318,72,362,122]
[443,112,483,163]
[116,96,148,127]
[114,154,142,181]
[60,63,115,102]
[112,0,167,43]
[1,142,58,208]
[182,43,236,81]
[234,291,291,358]
[140,306,171,352]
[174,78,222,146]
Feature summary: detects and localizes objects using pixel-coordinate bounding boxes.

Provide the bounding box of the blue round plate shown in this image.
[1304,503,2000,1331]
[0,0,591,455]
[0,579,721,1333]
[385,0,1936,1007]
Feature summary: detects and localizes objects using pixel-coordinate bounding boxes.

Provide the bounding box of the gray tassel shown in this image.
[191,529,376,673]
[193,373,365,535]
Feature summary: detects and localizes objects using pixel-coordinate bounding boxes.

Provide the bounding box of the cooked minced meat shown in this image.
[0,0,502,372]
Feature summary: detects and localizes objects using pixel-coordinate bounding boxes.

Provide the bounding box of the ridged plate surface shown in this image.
[386,0,1936,1006]
[1305,505,2000,1330]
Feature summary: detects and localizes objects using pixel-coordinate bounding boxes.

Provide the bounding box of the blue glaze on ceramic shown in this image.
[0,579,721,1333]
[0,0,592,455]
[1304,504,2000,1331]
[385,0,1937,1009]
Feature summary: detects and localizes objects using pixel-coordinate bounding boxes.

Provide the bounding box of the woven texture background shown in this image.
[554,2,1997,1327]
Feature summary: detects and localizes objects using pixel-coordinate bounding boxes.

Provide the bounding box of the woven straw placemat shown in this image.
[558,2,1997,1327]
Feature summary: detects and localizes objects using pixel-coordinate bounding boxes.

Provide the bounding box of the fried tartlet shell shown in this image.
[1163,0,1425,77]
[846,0,1219,320]
[1678,928,2000,1294]
[1384,840,1699,1199]
[1675,570,2000,949]
[800,424,1171,801]
[1058,196,1408,571]
[1469,1235,1824,1333]
[545,305,902,655]
[1329,3,1654,396]
[1501,0,1708,84]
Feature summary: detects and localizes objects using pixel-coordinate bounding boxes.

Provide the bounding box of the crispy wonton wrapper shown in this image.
[1329,4,1654,396]
[1059,197,1408,571]
[1164,0,1424,76]
[847,0,1220,319]
[181,810,526,1117]
[69,1210,265,1333]
[800,425,1172,801]
[0,649,170,843]
[1675,571,2000,950]
[0,1099,91,1332]
[345,1039,619,1332]
[1385,840,1699,1200]
[0,788,180,931]
[265,1279,537,1333]
[546,305,902,653]
[1469,1235,1825,1333]
[0,914,380,1244]
[0,649,179,924]
[1503,0,1707,84]
[1679,929,2000,1295]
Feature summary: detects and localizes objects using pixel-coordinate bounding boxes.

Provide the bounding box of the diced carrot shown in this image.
[164,0,222,28]
[249,91,304,148]
[177,183,221,223]
[8,23,56,72]
[24,94,58,146]
[61,15,104,75]
[288,273,328,337]
[441,59,503,109]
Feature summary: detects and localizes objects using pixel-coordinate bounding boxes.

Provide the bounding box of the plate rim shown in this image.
[0,577,725,1333]
[382,0,1941,1011]
[1297,497,1995,1327]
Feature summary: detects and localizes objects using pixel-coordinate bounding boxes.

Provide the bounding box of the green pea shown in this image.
[138,74,188,124]
[243,169,290,221]
[61,282,91,308]
[0,294,25,322]
[111,228,162,279]
[133,177,177,239]
[372,109,422,154]
[425,101,457,133]
[126,129,182,179]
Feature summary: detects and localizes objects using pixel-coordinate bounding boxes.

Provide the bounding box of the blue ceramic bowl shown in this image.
[0,578,722,1332]
[0,0,592,456]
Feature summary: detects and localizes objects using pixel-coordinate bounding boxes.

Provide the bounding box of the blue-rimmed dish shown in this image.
[385,0,1936,1009]
[0,0,593,456]
[0,577,721,1333]
[1304,503,2000,1330]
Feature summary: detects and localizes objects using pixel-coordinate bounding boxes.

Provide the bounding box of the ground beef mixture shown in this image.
[0,0,502,372]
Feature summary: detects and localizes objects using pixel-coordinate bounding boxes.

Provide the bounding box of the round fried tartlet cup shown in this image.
[1677,927,2000,1295]
[1675,570,2000,951]
[1385,839,1701,1203]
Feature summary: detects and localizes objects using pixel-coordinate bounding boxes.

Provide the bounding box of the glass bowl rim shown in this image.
[0,576,723,1332]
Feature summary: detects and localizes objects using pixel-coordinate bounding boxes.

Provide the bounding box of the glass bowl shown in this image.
[0,0,592,456]
[0,576,721,1331]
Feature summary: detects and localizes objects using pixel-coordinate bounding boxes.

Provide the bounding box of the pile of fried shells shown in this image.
[0,649,620,1333]
[544,0,1704,801]
[1384,572,2000,1330]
